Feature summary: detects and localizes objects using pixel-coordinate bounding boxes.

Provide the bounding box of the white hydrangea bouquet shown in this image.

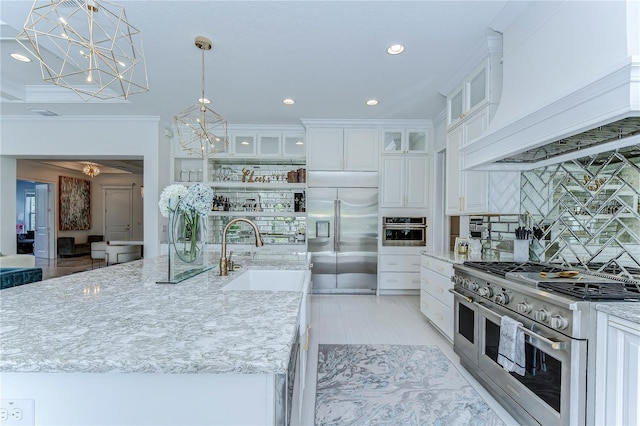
[159,183,214,262]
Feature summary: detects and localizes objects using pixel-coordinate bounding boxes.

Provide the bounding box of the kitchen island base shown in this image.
[2,371,290,425]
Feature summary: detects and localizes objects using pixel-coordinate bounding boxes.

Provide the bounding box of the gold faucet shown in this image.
[220,218,264,276]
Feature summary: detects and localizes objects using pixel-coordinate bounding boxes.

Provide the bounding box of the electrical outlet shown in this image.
[0,400,34,426]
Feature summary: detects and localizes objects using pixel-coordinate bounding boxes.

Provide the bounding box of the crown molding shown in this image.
[300,118,433,129]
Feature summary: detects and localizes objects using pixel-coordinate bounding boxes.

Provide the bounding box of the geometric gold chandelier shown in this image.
[82,162,101,178]
[174,36,228,159]
[16,0,149,101]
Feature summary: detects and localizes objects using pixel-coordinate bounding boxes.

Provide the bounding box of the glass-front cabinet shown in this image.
[233,134,257,156]
[381,129,430,154]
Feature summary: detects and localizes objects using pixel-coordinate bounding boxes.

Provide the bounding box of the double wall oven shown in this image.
[451,261,640,425]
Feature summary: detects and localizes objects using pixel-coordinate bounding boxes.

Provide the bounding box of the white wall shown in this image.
[0,157,18,254]
[0,116,169,257]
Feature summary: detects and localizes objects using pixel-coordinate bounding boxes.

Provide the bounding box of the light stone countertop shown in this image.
[0,254,307,375]
[596,303,640,325]
[421,249,514,264]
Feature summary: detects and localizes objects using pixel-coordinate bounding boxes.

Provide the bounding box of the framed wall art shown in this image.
[59,176,91,231]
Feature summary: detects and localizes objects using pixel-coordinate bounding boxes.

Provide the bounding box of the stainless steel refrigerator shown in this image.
[307,173,378,294]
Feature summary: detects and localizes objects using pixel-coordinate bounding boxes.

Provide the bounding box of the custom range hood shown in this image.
[463,1,640,170]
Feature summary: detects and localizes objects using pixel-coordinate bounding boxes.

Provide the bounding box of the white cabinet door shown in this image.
[307,128,343,170]
[596,312,640,426]
[380,157,404,207]
[445,125,463,214]
[405,156,429,208]
[344,129,378,171]
[381,156,429,208]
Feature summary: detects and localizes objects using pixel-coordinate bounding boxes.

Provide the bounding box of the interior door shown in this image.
[104,187,133,241]
[34,184,51,259]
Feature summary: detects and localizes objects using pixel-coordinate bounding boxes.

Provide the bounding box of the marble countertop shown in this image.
[596,303,640,325]
[421,249,514,264]
[0,254,307,375]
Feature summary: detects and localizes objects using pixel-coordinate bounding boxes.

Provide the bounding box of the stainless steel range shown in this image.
[450,261,640,426]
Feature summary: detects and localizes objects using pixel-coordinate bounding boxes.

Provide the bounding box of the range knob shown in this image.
[494,292,509,305]
[550,315,569,330]
[517,302,532,314]
[534,309,549,322]
[466,280,479,291]
[478,287,493,298]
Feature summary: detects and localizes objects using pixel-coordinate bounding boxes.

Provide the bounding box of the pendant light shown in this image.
[17,0,149,101]
[174,36,228,158]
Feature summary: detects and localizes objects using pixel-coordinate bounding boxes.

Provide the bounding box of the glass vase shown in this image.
[158,202,210,284]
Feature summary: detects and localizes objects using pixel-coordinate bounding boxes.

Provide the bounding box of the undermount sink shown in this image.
[222,269,307,291]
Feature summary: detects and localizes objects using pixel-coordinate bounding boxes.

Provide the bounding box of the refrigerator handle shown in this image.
[334,199,340,252]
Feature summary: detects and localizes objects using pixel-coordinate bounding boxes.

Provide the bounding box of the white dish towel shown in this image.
[497,315,526,376]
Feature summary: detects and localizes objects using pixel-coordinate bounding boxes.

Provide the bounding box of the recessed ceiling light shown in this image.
[199,98,211,104]
[366,99,379,106]
[387,44,405,55]
[10,53,31,62]
[295,141,304,145]
[282,98,295,105]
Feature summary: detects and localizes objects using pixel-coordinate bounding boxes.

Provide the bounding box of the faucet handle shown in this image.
[228,251,233,262]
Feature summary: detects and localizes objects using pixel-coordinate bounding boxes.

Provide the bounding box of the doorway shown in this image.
[17,180,55,259]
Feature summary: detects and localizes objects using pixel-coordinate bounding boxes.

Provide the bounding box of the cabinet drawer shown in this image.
[420,291,453,341]
[420,255,453,276]
[379,272,420,290]
[379,254,421,272]
[420,269,453,305]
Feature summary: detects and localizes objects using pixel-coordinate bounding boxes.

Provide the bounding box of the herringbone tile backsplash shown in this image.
[521,148,640,273]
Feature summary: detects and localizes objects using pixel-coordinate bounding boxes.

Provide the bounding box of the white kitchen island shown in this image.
[0,254,308,425]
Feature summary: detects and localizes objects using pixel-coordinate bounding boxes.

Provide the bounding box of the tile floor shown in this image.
[292,295,518,426]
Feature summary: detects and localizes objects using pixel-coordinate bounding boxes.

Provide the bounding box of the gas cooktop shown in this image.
[538,280,640,301]
[461,261,640,301]
[462,261,565,278]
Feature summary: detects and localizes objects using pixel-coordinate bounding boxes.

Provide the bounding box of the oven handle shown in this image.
[449,289,472,303]
[472,301,566,351]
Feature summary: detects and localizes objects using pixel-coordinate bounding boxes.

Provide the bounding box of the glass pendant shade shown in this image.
[17,0,149,100]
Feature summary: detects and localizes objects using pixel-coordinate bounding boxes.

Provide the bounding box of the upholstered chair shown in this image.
[105,243,143,266]
[91,242,107,268]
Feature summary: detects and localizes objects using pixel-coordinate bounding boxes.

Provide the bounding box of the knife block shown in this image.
[514,239,530,262]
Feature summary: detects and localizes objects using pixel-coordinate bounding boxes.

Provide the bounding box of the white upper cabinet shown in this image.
[445,105,519,215]
[283,134,306,157]
[211,130,305,158]
[381,129,431,154]
[307,127,378,171]
[232,134,257,156]
[381,155,430,208]
[446,54,501,130]
[258,133,281,156]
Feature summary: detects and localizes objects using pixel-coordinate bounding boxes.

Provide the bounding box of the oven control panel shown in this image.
[453,271,576,333]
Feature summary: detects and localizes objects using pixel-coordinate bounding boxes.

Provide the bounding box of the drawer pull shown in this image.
[388,279,398,283]
[436,313,444,320]
[387,262,398,266]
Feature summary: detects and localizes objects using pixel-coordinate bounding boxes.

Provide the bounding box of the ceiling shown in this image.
[0,0,513,126]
